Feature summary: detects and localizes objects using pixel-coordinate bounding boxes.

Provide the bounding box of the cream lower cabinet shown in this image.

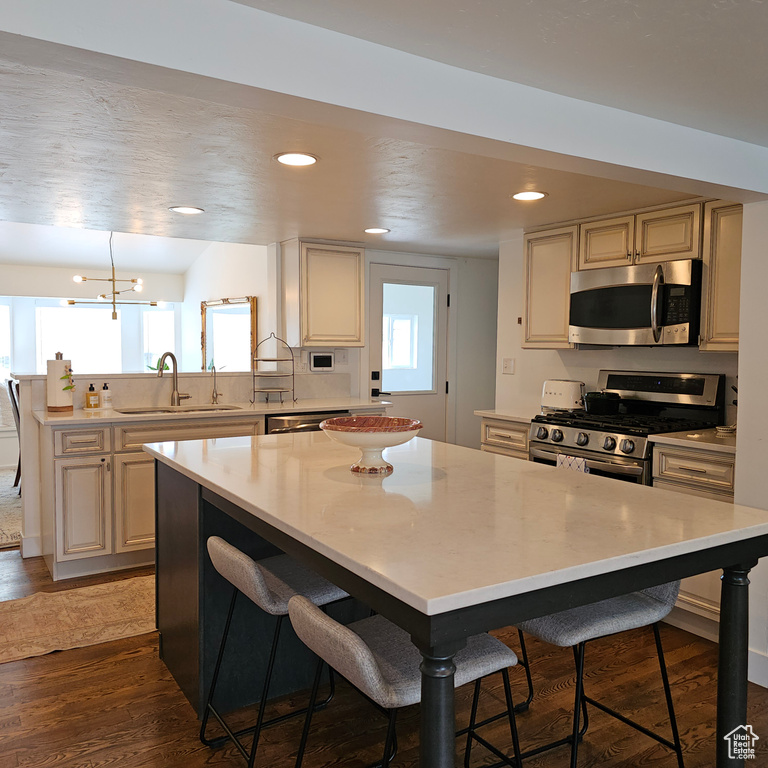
[113,453,155,553]
[479,415,529,460]
[652,443,736,637]
[523,226,577,348]
[44,416,265,579]
[55,454,112,561]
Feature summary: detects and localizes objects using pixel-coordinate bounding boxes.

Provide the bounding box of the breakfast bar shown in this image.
[146,432,768,767]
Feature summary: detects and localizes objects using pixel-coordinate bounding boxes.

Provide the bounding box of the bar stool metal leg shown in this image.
[653,623,685,768]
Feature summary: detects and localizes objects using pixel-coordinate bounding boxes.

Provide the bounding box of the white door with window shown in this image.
[369,264,449,441]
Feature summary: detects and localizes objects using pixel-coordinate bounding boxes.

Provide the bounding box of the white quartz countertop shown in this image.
[473,409,531,423]
[33,398,390,426]
[144,433,768,616]
[649,427,737,454]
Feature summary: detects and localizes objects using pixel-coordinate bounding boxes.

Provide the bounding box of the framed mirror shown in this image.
[201,297,257,372]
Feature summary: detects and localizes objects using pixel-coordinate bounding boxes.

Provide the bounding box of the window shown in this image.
[383,314,418,370]
[381,283,435,393]
[0,303,10,381]
[143,309,176,371]
[36,306,123,374]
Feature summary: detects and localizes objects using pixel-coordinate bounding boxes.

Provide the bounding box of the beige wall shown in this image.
[734,200,768,685]
[0,263,183,302]
[181,241,271,371]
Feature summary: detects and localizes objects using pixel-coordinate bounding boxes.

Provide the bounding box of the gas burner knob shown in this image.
[551,429,564,443]
[603,436,617,451]
[620,439,635,454]
[576,432,589,446]
[536,426,549,440]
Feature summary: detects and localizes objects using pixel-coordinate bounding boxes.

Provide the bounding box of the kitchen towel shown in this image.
[556,454,590,473]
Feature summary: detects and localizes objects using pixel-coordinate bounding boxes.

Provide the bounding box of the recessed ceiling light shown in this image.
[169,206,205,215]
[512,191,548,201]
[275,152,318,167]
[364,227,390,234]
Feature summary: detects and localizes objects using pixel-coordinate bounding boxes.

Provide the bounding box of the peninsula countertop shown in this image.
[144,432,768,616]
[33,398,390,426]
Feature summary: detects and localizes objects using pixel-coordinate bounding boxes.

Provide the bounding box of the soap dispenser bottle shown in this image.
[100,383,113,409]
[85,383,100,409]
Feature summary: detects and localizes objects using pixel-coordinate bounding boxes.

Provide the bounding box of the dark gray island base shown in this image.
[153,447,768,768]
[155,461,367,714]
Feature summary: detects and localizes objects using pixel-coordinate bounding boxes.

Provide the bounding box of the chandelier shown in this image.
[69,232,159,319]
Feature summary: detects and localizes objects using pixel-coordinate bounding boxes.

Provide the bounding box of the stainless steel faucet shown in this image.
[157,351,190,406]
[210,364,220,405]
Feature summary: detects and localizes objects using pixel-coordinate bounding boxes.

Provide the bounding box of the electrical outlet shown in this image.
[295,355,308,373]
[334,348,348,365]
[502,358,515,375]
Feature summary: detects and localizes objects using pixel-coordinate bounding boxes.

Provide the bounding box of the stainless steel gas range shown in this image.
[528,370,725,485]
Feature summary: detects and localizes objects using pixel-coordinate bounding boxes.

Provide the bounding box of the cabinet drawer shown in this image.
[481,418,529,453]
[653,447,735,493]
[114,418,262,451]
[54,428,111,457]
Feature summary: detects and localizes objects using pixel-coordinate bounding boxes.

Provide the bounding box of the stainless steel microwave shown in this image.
[569,259,701,346]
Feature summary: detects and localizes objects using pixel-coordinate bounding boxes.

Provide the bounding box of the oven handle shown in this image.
[529,446,645,477]
[650,264,664,343]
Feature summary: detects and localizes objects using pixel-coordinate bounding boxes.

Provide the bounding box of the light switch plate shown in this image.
[502,358,515,375]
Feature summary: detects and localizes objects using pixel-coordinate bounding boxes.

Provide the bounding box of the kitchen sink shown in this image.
[114,405,243,414]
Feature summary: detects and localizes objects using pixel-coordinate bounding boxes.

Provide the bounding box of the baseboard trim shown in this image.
[20,534,41,558]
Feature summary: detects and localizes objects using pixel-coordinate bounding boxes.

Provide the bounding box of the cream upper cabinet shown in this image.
[578,215,634,269]
[523,226,577,348]
[282,240,365,347]
[635,204,702,263]
[699,201,742,352]
[578,204,702,269]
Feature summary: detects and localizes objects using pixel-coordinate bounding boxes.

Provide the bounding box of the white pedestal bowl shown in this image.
[320,416,423,475]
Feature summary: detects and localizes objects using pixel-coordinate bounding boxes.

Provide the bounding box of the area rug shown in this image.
[0,575,155,663]
[0,467,21,549]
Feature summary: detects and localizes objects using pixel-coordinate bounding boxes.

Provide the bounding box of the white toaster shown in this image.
[541,380,585,411]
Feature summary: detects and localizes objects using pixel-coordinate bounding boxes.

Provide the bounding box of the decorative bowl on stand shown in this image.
[319,416,423,475]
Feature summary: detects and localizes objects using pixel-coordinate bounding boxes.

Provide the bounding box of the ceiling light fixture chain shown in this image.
[69,231,160,319]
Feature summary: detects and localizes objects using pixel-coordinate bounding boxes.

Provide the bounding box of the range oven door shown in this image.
[529,443,650,484]
[568,259,701,346]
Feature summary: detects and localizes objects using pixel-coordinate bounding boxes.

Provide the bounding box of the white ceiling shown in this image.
[0,222,211,273]
[235,0,768,147]
[0,1,764,271]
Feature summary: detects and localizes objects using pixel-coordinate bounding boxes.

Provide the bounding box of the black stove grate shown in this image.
[533,411,718,437]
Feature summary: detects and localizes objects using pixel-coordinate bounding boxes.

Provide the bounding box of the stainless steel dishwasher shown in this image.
[264,412,352,434]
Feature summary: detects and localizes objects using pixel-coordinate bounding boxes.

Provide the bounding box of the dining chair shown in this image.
[201,536,350,768]
[288,593,524,768]
[515,581,685,768]
[6,379,20,493]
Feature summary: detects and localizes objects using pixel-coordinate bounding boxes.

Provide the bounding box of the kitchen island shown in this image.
[146,432,768,768]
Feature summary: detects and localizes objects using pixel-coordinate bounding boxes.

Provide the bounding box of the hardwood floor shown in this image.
[1,620,767,766]
[0,548,154,601]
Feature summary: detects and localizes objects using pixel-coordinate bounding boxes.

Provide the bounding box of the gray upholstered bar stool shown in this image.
[516,581,685,768]
[201,536,349,767]
[288,594,524,768]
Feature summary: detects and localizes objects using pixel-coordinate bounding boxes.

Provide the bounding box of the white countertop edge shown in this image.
[649,428,737,454]
[33,398,391,426]
[473,409,532,423]
[145,442,767,616]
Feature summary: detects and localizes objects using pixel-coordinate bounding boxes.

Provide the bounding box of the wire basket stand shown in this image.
[251,332,297,404]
